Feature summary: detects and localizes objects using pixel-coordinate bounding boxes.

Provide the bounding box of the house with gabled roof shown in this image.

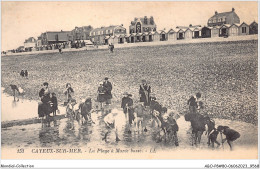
[238,22,249,35]
[71,25,93,41]
[129,16,157,34]
[159,30,167,41]
[167,29,177,41]
[249,21,258,34]
[201,26,212,38]
[24,37,36,48]
[90,25,126,45]
[219,24,231,37]
[229,24,239,36]
[208,8,240,27]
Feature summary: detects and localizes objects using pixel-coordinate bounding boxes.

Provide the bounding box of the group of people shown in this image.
[34,77,240,150]
[38,82,58,125]
[97,77,113,109]
[20,70,28,78]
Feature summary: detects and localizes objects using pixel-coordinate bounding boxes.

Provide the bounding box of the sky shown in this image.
[1,1,258,51]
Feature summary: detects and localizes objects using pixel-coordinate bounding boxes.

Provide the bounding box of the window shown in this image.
[242,27,246,33]
[213,19,216,23]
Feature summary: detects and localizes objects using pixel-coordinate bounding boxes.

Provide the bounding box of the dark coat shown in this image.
[121,97,128,109]
[81,101,92,116]
[185,113,206,133]
[223,128,240,141]
[103,81,112,99]
[150,100,163,113]
[51,96,58,111]
[139,84,151,106]
[97,86,106,102]
[188,96,197,107]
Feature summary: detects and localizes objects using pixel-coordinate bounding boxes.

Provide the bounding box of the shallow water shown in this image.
[1,88,66,121]
[1,89,258,154]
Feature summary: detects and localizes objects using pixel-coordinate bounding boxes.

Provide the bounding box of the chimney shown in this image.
[215,11,218,15]
[232,8,235,12]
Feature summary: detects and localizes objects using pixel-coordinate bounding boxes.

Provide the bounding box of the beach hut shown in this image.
[219,24,231,37]
[129,33,136,43]
[177,29,184,40]
[249,21,258,34]
[124,34,130,43]
[151,31,160,42]
[238,22,249,36]
[167,29,177,41]
[142,32,149,42]
[159,30,167,41]
[201,26,212,38]
[191,27,202,38]
[184,28,193,39]
[228,24,239,36]
[212,26,220,37]
[118,35,125,44]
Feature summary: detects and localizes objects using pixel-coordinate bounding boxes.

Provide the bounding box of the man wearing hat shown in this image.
[103,77,113,105]
[139,79,151,107]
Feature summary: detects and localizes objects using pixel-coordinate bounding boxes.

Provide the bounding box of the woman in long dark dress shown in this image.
[38,82,52,126]
[139,80,151,107]
[97,82,106,109]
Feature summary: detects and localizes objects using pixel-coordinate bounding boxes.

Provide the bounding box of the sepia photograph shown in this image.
[1,1,259,168]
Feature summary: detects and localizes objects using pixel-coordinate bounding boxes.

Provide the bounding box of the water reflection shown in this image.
[39,120,60,147]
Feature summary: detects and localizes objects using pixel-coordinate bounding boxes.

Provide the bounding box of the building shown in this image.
[129,16,157,34]
[24,37,36,48]
[201,26,212,38]
[211,26,220,37]
[190,27,202,38]
[207,8,240,27]
[228,24,239,36]
[159,30,167,41]
[39,31,72,46]
[185,28,193,39]
[238,22,249,36]
[90,25,126,45]
[219,24,231,37]
[249,21,258,34]
[167,29,177,41]
[71,25,93,41]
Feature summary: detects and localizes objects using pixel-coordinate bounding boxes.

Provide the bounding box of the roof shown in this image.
[158,30,166,34]
[91,25,125,34]
[230,23,240,28]
[239,22,249,27]
[209,9,235,20]
[167,29,176,33]
[45,31,71,42]
[130,16,156,26]
[190,27,202,31]
[24,37,36,43]
[220,24,231,29]
[250,21,258,26]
